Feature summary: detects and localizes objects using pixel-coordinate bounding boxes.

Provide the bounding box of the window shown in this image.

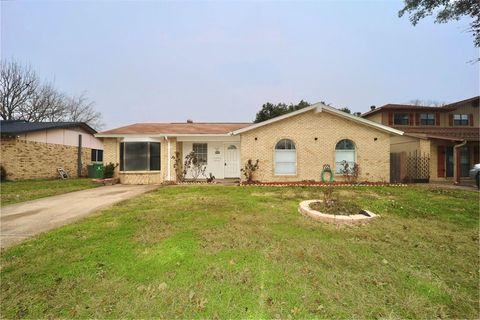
[420,113,435,126]
[119,142,160,171]
[91,149,103,162]
[193,143,208,164]
[394,113,409,125]
[335,139,355,174]
[275,139,296,175]
[453,114,469,126]
[227,145,237,150]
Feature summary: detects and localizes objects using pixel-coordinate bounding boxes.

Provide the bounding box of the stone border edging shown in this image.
[298,200,379,225]
[242,183,407,187]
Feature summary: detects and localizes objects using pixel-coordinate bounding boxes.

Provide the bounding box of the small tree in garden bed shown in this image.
[172,152,215,183]
[339,161,359,184]
[184,151,206,182]
[241,159,259,183]
[103,163,118,178]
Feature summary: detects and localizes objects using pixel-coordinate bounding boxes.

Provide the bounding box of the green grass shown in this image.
[1,185,478,318]
[0,178,100,206]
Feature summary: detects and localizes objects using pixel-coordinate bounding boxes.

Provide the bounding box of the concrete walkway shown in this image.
[1,184,158,249]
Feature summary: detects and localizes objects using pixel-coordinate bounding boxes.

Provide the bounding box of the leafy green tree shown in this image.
[399,0,479,48]
[254,100,310,123]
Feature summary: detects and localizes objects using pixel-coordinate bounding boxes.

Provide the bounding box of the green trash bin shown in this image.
[87,164,95,178]
[92,163,104,179]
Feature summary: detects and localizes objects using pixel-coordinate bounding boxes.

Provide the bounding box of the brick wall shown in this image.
[1,137,91,180]
[240,109,391,183]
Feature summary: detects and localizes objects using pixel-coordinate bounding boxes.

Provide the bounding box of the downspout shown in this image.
[77,134,82,177]
[453,139,467,185]
[164,136,171,181]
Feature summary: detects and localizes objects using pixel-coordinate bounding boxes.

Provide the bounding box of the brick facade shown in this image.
[100,110,394,184]
[1,137,92,180]
[240,109,391,183]
[102,137,177,184]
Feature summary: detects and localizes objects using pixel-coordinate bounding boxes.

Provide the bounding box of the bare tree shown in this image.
[0,60,39,120]
[63,93,104,129]
[0,59,103,129]
[408,99,446,107]
[20,83,66,122]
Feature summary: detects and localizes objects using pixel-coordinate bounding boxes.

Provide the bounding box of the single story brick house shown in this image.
[96,103,402,184]
[1,120,103,180]
[362,96,479,184]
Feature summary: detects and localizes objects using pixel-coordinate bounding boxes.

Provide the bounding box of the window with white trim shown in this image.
[91,149,103,162]
[193,143,208,164]
[275,139,296,175]
[335,139,356,174]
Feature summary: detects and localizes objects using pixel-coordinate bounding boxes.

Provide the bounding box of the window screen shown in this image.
[275,139,296,175]
[120,142,161,171]
[394,113,409,125]
[193,143,208,164]
[453,114,469,126]
[420,113,435,126]
[335,139,356,173]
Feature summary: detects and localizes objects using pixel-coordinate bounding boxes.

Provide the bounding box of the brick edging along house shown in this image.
[96,103,403,184]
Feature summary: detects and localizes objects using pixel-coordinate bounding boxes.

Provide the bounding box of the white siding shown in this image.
[22,128,103,149]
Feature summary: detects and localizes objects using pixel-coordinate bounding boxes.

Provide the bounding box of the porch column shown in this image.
[454,147,461,184]
[453,140,467,185]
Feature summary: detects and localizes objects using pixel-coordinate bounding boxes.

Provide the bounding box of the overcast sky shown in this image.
[2,1,479,129]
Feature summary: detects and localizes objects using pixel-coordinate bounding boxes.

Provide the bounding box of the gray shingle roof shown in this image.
[0,120,97,135]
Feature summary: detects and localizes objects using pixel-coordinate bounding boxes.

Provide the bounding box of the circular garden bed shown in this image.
[298,199,379,225]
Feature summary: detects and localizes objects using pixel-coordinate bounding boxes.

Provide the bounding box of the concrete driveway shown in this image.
[1,184,158,249]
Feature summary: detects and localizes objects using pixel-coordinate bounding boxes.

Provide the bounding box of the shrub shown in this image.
[172,151,186,182]
[103,162,118,179]
[339,161,359,184]
[205,173,215,183]
[241,159,259,183]
[0,166,6,182]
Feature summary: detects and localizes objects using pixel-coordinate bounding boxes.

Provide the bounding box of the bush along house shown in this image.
[95,103,403,184]
[0,120,104,180]
[362,96,479,184]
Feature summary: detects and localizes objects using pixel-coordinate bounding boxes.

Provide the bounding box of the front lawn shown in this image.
[1,185,478,318]
[0,178,100,206]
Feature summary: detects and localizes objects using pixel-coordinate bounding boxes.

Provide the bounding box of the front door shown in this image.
[224,144,240,178]
[460,146,470,177]
[446,146,454,177]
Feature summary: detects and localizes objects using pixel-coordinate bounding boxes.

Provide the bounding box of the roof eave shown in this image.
[229,105,318,135]
[95,133,234,138]
[317,105,403,135]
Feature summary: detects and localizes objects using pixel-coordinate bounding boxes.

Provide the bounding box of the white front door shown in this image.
[224,144,240,178]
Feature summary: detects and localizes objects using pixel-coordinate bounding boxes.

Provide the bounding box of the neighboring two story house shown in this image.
[362,96,479,184]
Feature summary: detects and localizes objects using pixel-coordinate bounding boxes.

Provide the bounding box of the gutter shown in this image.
[164,136,171,181]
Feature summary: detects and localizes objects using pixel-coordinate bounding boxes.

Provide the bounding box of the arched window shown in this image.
[275,139,296,175]
[335,139,356,173]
